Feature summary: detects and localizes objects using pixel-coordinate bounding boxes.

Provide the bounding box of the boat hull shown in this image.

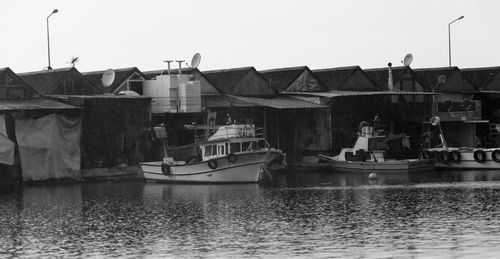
[140,151,283,183]
[319,155,434,173]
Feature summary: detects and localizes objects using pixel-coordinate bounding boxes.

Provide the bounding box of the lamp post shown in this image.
[46,9,58,70]
[448,15,464,67]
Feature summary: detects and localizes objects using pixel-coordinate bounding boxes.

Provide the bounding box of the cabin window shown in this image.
[218,145,225,155]
[251,141,258,150]
[230,143,241,153]
[205,145,212,156]
[212,145,217,155]
[225,143,228,154]
[242,142,251,151]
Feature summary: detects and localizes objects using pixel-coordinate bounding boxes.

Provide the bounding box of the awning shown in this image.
[230,95,329,109]
[283,90,439,98]
[0,98,80,111]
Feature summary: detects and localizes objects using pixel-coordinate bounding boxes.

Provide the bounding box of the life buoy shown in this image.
[438,150,450,163]
[473,150,487,163]
[450,150,461,163]
[492,149,500,163]
[207,159,218,169]
[227,153,237,163]
[161,163,171,175]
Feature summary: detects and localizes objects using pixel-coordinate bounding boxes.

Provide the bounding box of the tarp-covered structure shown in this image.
[51,95,152,168]
[15,114,81,181]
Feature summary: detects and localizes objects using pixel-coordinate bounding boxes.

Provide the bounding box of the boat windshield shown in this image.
[203,139,268,158]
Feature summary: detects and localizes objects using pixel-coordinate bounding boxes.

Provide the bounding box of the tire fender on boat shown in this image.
[423,150,434,160]
[438,150,450,163]
[208,159,218,169]
[161,163,171,175]
[432,151,440,160]
[492,149,500,163]
[450,150,461,163]
[227,153,237,163]
[473,150,487,163]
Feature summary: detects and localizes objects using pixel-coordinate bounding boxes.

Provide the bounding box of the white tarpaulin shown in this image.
[0,115,15,165]
[15,114,82,181]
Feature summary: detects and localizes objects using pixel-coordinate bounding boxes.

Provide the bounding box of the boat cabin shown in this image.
[200,124,269,160]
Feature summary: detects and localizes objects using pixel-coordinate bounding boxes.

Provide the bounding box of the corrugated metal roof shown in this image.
[48,94,151,100]
[283,91,438,98]
[231,95,329,109]
[204,95,327,109]
[204,95,256,108]
[0,98,80,111]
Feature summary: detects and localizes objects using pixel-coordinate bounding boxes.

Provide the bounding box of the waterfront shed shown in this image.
[415,67,482,147]
[462,66,500,146]
[0,67,82,181]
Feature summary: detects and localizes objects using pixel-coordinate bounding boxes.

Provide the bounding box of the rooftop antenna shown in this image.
[67,56,80,67]
[101,68,116,88]
[162,60,173,75]
[401,53,413,66]
[387,62,394,90]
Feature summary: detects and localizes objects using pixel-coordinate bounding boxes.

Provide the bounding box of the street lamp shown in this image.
[46,9,59,70]
[448,15,464,67]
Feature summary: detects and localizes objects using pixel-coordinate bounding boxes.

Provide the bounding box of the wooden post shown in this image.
[263,108,267,139]
[276,109,280,149]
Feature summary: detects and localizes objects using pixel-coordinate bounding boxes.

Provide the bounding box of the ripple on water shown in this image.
[1,173,500,257]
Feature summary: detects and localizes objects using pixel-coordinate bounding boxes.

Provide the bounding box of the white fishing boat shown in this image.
[140,124,286,183]
[318,122,434,173]
[423,116,500,169]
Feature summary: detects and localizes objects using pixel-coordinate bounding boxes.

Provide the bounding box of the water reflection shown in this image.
[272,168,500,188]
[0,170,500,257]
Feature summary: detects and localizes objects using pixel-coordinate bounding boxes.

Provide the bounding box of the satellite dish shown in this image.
[190,53,201,68]
[437,75,446,84]
[402,53,413,66]
[430,116,441,126]
[102,69,115,87]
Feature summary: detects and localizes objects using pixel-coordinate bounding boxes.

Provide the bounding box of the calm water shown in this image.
[1,170,500,258]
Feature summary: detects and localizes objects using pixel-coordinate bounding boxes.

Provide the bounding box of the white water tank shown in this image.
[142,75,201,113]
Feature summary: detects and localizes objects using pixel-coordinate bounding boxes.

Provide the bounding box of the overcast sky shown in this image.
[3,0,500,73]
